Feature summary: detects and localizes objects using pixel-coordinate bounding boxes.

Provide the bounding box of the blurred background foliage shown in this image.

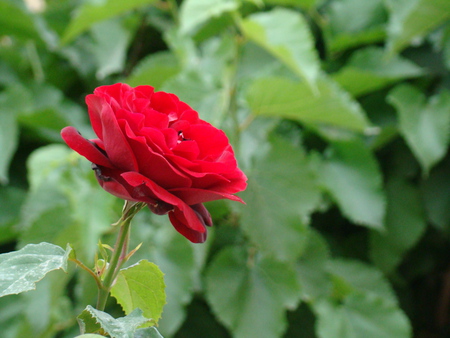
[1,0,450,337]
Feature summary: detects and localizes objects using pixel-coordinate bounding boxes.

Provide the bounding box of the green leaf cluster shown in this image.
[1,0,450,337]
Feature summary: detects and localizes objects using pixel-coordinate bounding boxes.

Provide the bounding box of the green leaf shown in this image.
[0,1,41,41]
[20,145,117,262]
[326,259,397,303]
[0,186,25,244]
[61,0,158,44]
[205,246,301,338]
[143,225,197,336]
[0,242,69,297]
[314,293,411,338]
[387,85,450,173]
[320,139,386,229]
[370,178,427,273]
[323,0,387,53]
[241,8,320,87]
[385,0,450,55]
[77,305,152,337]
[263,0,324,9]
[332,46,424,97]
[126,52,180,89]
[110,260,166,325]
[296,230,332,301]
[135,326,164,338]
[238,135,322,261]
[0,110,18,185]
[90,18,132,79]
[179,0,239,34]
[0,86,26,184]
[422,162,450,231]
[246,76,371,132]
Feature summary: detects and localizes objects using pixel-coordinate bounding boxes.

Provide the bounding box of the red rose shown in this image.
[61,83,247,243]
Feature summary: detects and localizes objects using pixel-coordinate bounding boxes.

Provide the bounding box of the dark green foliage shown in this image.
[1,0,450,336]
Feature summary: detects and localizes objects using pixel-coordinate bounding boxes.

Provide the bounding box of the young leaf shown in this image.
[77,305,153,337]
[110,260,166,326]
[387,85,450,174]
[179,0,239,34]
[370,178,427,273]
[385,0,450,55]
[246,76,371,132]
[0,242,69,297]
[205,246,301,338]
[332,46,424,97]
[61,0,158,44]
[240,8,320,88]
[320,139,386,229]
[238,135,322,261]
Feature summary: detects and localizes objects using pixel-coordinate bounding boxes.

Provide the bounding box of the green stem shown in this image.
[96,201,144,311]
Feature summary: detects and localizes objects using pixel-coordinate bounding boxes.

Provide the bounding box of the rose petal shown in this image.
[100,101,139,171]
[191,203,213,227]
[92,164,140,202]
[169,187,244,205]
[168,210,207,243]
[121,171,207,233]
[61,127,112,168]
[123,123,192,189]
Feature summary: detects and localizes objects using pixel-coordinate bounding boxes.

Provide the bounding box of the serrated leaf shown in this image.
[179,0,239,34]
[320,139,386,229]
[370,178,427,273]
[246,76,371,132]
[385,0,450,55]
[241,8,320,87]
[332,46,424,96]
[314,293,411,338]
[0,243,69,297]
[78,305,152,338]
[205,246,301,338]
[387,85,450,173]
[62,0,158,44]
[323,0,387,53]
[238,135,321,261]
[135,326,164,338]
[110,260,166,325]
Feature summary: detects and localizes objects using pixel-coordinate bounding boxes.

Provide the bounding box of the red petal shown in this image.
[169,209,207,243]
[61,127,112,168]
[169,187,244,205]
[100,102,139,172]
[123,124,192,189]
[121,172,207,234]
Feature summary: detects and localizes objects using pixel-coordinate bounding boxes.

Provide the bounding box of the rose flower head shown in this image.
[61,83,247,243]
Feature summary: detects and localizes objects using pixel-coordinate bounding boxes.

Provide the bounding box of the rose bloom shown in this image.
[61,83,247,243]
